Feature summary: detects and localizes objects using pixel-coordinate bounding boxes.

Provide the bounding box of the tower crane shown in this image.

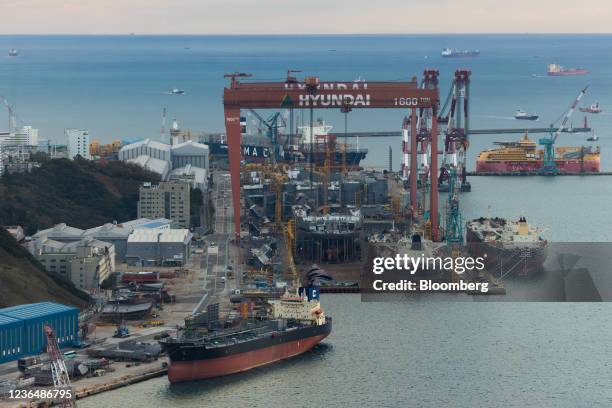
[1,96,18,133]
[539,86,588,174]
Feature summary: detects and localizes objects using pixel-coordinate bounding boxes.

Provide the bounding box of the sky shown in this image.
[0,0,610,34]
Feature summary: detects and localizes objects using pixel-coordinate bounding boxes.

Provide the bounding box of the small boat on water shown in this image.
[8,49,18,57]
[171,88,185,95]
[514,109,539,121]
[580,103,602,114]
[587,133,599,142]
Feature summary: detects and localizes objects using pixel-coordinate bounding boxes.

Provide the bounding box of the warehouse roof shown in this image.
[127,228,192,244]
[169,164,207,187]
[171,140,209,155]
[127,155,170,178]
[0,314,21,326]
[0,302,79,320]
[33,218,171,241]
[119,138,171,153]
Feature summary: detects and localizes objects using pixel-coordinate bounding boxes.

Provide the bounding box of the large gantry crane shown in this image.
[223,72,440,241]
[438,69,471,192]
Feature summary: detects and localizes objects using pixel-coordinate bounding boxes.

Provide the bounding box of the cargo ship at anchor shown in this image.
[476,133,600,173]
[160,285,331,383]
[547,64,589,76]
[441,48,480,58]
[466,217,548,276]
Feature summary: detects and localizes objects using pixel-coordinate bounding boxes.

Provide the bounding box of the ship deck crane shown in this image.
[539,86,588,174]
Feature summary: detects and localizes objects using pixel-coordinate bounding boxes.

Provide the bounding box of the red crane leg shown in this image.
[430,114,439,241]
[410,108,418,212]
[224,106,242,239]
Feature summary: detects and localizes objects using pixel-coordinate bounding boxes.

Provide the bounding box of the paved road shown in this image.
[193,171,238,314]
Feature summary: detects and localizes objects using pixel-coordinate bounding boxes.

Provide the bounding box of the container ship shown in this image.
[476,133,600,173]
[547,63,589,76]
[466,217,548,276]
[160,285,331,383]
[441,48,480,58]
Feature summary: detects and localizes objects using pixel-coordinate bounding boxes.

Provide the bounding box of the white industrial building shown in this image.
[118,138,171,162]
[171,141,209,171]
[31,218,173,261]
[29,237,115,291]
[66,128,91,160]
[169,164,208,190]
[118,138,209,181]
[126,228,192,266]
[127,155,171,179]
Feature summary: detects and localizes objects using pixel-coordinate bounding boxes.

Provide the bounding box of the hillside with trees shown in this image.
[0,158,160,234]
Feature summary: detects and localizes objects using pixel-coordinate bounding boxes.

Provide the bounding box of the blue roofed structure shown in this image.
[0,302,79,362]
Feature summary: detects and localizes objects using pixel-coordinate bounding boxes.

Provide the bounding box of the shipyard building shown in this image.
[118,138,209,180]
[125,228,193,266]
[0,302,78,363]
[28,237,115,291]
[31,218,173,261]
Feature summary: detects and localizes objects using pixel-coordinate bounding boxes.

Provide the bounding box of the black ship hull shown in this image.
[162,318,332,382]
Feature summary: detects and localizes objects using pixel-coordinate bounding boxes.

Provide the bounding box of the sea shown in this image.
[2,35,612,406]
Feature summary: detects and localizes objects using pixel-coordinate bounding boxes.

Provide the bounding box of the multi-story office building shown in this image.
[137,181,191,228]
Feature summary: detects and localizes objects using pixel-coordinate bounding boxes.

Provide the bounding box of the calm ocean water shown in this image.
[3,35,612,406]
[80,295,612,408]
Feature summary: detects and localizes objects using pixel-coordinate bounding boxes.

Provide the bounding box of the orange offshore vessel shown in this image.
[476,133,600,173]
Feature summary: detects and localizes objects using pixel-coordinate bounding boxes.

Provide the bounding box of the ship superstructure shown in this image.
[466,217,548,276]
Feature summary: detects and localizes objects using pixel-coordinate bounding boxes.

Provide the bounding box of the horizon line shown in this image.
[1,32,612,36]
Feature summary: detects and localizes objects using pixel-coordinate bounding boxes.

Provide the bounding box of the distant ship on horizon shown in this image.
[547,63,589,76]
[441,48,480,58]
[8,49,18,57]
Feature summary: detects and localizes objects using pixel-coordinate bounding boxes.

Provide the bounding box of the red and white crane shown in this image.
[45,324,77,408]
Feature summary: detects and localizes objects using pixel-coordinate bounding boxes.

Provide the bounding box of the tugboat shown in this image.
[8,49,18,57]
[466,217,548,276]
[580,103,602,114]
[161,270,332,383]
[586,132,599,142]
[514,109,539,120]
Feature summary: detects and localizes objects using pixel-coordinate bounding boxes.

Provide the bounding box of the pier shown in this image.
[328,127,591,138]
